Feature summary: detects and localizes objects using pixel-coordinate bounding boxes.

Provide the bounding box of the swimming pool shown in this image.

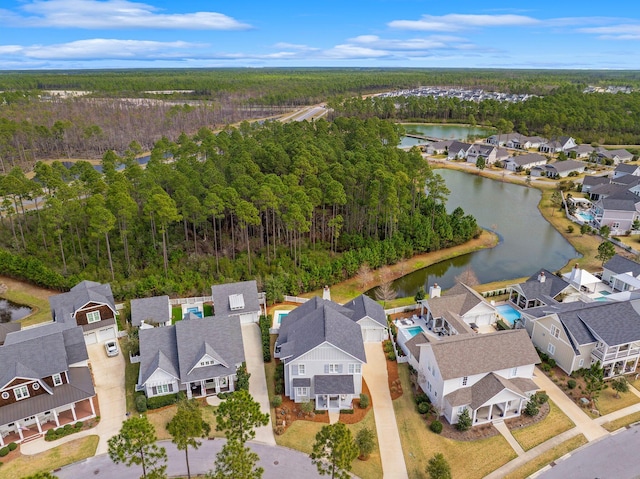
[274,311,289,324]
[496,304,521,326]
[576,211,594,223]
[404,326,425,338]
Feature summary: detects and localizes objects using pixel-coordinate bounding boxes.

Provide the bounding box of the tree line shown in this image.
[0,117,479,302]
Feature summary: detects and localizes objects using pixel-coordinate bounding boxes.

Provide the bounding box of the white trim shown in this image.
[86,310,101,324]
[14,385,29,400]
[52,373,63,386]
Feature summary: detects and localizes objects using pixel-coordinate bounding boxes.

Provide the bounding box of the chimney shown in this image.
[538,271,546,283]
[570,264,579,282]
[322,285,331,301]
[429,283,441,298]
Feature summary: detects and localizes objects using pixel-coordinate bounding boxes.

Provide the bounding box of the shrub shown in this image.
[146,393,179,410]
[0,448,9,457]
[547,358,557,368]
[430,420,443,434]
[301,401,315,415]
[536,392,549,405]
[456,408,472,431]
[63,424,73,430]
[387,351,396,361]
[524,396,539,416]
[355,427,376,460]
[259,315,272,362]
[541,363,552,372]
[567,225,574,234]
[274,425,285,435]
[135,394,148,413]
[415,393,430,404]
[567,379,577,389]
[340,409,354,414]
[418,402,430,414]
[359,393,370,409]
[74,421,83,429]
[383,341,394,353]
[7,443,16,451]
[271,395,282,407]
[274,382,284,395]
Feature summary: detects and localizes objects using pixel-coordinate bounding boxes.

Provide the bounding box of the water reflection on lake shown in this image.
[0,299,32,322]
[399,124,496,148]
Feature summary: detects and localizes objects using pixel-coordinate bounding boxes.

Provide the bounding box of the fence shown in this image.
[169,296,212,306]
[283,295,309,304]
[384,304,419,315]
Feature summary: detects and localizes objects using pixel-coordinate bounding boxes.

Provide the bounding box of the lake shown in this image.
[399,124,496,148]
[384,169,579,297]
[0,299,32,322]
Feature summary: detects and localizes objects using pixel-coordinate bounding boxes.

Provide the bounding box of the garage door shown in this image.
[85,332,97,345]
[363,328,384,342]
[97,326,115,342]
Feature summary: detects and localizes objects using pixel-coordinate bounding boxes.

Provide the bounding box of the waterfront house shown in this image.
[530,160,586,178]
[211,280,261,324]
[502,153,548,172]
[466,144,509,166]
[416,330,539,426]
[422,283,496,330]
[590,190,640,236]
[425,140,453,155]
[447,141,473,160]
[602,254,640,292]
[581,175,610,194]
[508,270,572,310]
[539,136,577,154]
[130,295,172,328]
[137,315,244,399]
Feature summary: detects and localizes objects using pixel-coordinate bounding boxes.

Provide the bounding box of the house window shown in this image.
[52,374,63,386]
[32,383,40,390]
[578,358,585,368]
[86,310,101,324]
[328,364,339,374]
[1,392,8,400]
[547,343,556,355]
[462,376,468,386]
[348,364,361,374]
[511,367,518,377]
[458,406,467,415]
[14,385,29,400]
[612,222,620,229]
[298,364,305,375]
[152,384,173,395]
[295,387,309,397]
[200,360,215,367]
[550,325,560,338]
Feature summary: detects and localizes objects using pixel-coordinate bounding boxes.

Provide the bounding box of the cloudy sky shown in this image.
[1,0,639,70]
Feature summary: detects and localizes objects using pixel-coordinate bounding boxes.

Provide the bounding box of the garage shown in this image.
[84,332,97,345]
[97,326,116,342]
[362,326,387,343]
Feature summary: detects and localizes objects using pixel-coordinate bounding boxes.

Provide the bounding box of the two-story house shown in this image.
[447,141,473,160]
[416,330,539,426]
[0,323,96,445]
[49,280,118,345]
[422,282,497,330]
[274,297,367,410]
[508,270,572,310]
[137,315,244,399]
[602,254,640,292]
[466,145,509,166]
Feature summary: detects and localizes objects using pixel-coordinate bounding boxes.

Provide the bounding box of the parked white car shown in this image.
[105,340,119,357]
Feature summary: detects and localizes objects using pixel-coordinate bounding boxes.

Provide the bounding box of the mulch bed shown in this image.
[386,353,403,400]
[505,402,550,430]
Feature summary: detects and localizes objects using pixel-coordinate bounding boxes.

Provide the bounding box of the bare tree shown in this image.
[356,263,374,289]
[455,266,479,286]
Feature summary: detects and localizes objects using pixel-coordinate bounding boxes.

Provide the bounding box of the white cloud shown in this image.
[389,14,539,32]
[7,0,251,30]
[1,38,204,60]
[579,24,640,36]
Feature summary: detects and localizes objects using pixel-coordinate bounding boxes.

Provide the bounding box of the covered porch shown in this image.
[313,375,355,411]
[472,398,524,425]
[187,375,234,399]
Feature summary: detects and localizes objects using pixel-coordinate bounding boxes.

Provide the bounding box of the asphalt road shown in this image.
[56,439,325,479]
[537,424,640,479]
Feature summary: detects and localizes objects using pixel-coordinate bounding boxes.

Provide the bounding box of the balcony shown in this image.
[592,347,640,362]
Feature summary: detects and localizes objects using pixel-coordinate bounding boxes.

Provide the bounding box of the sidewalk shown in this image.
[241,323,276,446]
[363,343,408,479]
[493,421,525,456]
[595,384,640,426]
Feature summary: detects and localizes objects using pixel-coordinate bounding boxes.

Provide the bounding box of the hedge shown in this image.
[259,315,272,362]
[135,394,148,413]
[146,393,180,410]
[45,422,83,441]
[0,248,73,291]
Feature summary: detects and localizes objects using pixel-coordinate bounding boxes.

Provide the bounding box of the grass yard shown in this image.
[602,410,640,432]
[172,306,182,324]
[510,400,575,451]
[393,364,516,479]
[502,434,588,479]
[0,435,99,479]
[1,289,52,328]
[275,410,383,479]
[146,403,223,440]
[593,386,640,417]
[121,337,141,414]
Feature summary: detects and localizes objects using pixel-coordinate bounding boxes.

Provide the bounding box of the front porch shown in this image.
[472,398,524,425]
[315,394,353,411]
[187,375,234,399]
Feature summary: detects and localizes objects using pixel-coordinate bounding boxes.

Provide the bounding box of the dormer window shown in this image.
[14,385,29,400]
[52,374,63,386]
[86,311,101,323]
[200,359,216,367]
[229,294,245,311]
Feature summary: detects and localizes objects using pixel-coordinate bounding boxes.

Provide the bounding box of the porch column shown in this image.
[0,432,4,447]
[215,378,220,394]
[488,404,494,421]
[472,408,477,424]
[517,399,524,416]
[228,376,235,392]
[503,401,509,417]
[53,409,60,427]
[71,404,77,422]
[200,380,205,397]
[89,397,96,417]
[34,416,42,434]
[186,386,193,399]
[16,421,24,441]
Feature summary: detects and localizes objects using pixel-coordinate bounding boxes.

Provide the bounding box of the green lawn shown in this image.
[0,435,99,479]
[120,337,141,414]
[147,403,223,440]
[511,400,575,451]
[503,434,588,479]
[602,410,640,432]
[172,306,182,324]
[593,386,640,417]
[394,364,516,479]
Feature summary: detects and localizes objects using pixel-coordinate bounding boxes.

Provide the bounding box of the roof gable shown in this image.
[211,280,260,317]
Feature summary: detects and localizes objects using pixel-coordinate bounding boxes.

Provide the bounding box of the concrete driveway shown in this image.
[22,341,127,456]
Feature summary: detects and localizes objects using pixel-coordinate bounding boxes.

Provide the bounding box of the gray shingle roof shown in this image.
[0,322,21,345]
[578,300,640,346]
[516,270,571,303]
[130,295,170,327]
[448,141,472,154]
[314,375,355,395]
[138,326,180,385]
[604,254,640,277]
[427,283,485,319]
[211,280,260,317]
[615,163,640,174]
[343,294,387,327]
[506,153,547,167]
[582,176,610,188]
[292,378,311,387]
[430,330,540,380]
[526,300,596,348]
[602,191,640,211]
[545,160,586,173]
[49,280,116,324]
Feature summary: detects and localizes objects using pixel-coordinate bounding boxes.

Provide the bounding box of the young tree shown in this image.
[167,399,211,479]
[209,440,263,479]
[215,390,269,446]
[584,361,605,405]
[235,362,251,392]
[108,416,167,479]
[355,427,376,460]
[596,240,616,265]
[456,408,472,431]
[310,423,358,479]
[475,157,486,170]
[426,452,452,479]
[611,376,629,398]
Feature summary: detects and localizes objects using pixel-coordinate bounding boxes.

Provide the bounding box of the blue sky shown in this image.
[1,0,639,70]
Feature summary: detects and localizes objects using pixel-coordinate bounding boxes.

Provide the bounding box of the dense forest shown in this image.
[0,118,479,301]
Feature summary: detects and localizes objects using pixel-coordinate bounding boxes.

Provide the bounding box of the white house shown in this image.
[447,141,472,160]
[502,153,547,172]
[211,280,261,323]
[530,160,586,178]
[539,136,577,154]
[602,254,640,292]
[466,144,509,166]
[416,330,539,426]
[423,282,497,329]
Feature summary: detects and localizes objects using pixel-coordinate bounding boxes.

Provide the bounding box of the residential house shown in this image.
[486,133,523,147]
[590,190,640,236]
[602,254,640,292]
[525,298,640,378]
[502,153,548,172]
[613,163,640,180]
[596,147,634,165]
[566,144,595,159]
[447,141,473,160]
[137,315,244,399]
[416,330,539,426]
[530,160,586,178]
[0,323,96,446]
[342,294,389,342]
[422,283,496,330]
[539,136,577,154]
[508,270,572,310]
[49,280,118,345]
[425,140,453,155]
[274,297,367,410]
[211,280,261,323]
[581,175,610,194]
[130,295,172,328]
[466,144,509,166]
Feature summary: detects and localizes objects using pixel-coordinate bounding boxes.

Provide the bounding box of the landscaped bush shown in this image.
[536,392,549,405]
[387,351,396,361]
[541,363,552,372]
[135,394,148,413]
[383,340,394,353]
[359,393,370,409]
[274,363,285,395]
[7,443,16,452]
[340,409,354,414]
[414,392,430,405]
[271,395,282,407]
[259,315,272,362]
[547,358,557,368]
[44,422,86,442]
[418,402,430,414]
[456,409,472,431]
[146,393,179,410]
[430,420,443,434]
[524,396,539,416]
[567,379,577,389]
[0,447,8,457]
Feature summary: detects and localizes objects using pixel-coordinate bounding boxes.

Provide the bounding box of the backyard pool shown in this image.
[496,304,521,326]
[404,326,425,338]
[272,310,290,328]
[575,211,594,223]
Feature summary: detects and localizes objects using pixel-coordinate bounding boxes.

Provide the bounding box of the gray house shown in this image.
[602,254,640,292]
[447,141,473,160]
[130,295,171,328]
[211,280,261,323]
[274,297,368,410]
[502,153,547,172]
[137,315,245,399]
[508,270,572,310]
[530,160,586,178]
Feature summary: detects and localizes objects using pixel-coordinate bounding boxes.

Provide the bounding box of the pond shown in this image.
[377,169,579,298]
[399,123,496,148]
[0,298,32,322]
